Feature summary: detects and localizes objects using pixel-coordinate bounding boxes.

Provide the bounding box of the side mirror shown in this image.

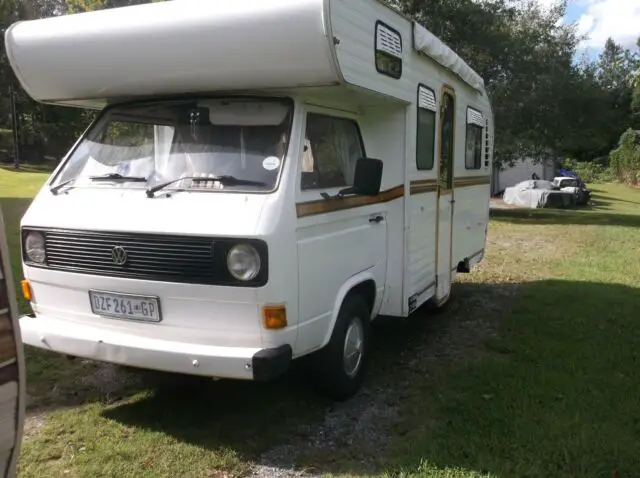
[339,157,383,197]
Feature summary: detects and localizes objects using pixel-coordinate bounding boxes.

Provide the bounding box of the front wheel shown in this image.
[309,294,372,401]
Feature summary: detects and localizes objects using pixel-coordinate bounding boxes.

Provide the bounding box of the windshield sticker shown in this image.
[262,156,280,171]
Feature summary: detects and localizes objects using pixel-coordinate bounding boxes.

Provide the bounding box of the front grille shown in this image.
[24,228,268,287]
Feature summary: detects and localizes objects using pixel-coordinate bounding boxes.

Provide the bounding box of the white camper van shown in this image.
[5,0,493,400]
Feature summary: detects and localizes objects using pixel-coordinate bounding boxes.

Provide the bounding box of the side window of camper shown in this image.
[416,85,437,170]
[375,21,403,80]
[465,107,484,170]
[301,113,364,190]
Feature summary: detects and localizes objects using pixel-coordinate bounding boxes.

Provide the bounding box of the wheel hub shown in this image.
[343,316,364,378]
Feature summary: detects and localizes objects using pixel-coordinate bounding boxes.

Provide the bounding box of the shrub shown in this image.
[609,128,640,187]
[560,158,613,184]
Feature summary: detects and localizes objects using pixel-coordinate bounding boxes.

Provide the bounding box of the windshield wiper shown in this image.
[49,173,147,195]
[146,175,267,198]
[89,173,147,182]
[50,178,76,195]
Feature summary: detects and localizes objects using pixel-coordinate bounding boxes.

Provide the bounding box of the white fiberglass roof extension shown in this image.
[4,0,486,108]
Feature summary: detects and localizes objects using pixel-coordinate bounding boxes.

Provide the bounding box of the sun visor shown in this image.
[200,99,291,126]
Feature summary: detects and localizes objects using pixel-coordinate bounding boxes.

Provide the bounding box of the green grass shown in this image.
[0,166,51,311]
[2,166,640,477]
[381,184,640,478]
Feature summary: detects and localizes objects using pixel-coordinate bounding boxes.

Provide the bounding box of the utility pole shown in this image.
[9,80,20,169]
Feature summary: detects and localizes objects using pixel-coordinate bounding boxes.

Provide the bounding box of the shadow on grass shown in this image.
[0,164,55,174]
[99,291,468,471]
[101,279,640,477]
[491,186,640,228]
[0,198,32,228]
[491,206,640,228]
[381,279,640,478]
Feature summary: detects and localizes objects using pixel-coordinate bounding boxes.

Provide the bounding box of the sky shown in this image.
[539,0,640,61]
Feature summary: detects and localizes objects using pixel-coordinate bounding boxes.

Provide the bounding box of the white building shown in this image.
[491,157,557,195]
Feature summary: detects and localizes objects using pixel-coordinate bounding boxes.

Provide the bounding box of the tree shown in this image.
[0,0,86,165]
[1,0,164,166]
[66,0,165,13]
[609,128,640,186]
[631,38,640,124]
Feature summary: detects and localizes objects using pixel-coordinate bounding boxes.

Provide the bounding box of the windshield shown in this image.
[53,97,293,193]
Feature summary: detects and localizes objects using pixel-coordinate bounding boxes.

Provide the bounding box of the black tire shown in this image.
[309,294,372,401]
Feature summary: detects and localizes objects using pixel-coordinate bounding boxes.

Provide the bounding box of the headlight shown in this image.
[24,231,46,264]
[227,244,261,281]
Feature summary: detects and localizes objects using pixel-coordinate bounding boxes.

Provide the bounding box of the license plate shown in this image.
[89,290,161,323]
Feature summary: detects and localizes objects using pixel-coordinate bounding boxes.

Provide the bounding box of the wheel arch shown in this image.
[320,271,377,349]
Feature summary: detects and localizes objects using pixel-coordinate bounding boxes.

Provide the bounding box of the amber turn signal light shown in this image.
[21,279,33,302]
[263,304,287,330]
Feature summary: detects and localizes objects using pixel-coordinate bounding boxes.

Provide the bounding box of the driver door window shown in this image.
[301,113,364,191]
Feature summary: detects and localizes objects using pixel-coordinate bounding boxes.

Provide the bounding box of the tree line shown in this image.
[1,0,639,183]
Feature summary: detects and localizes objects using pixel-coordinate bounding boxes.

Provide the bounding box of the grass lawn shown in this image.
[2,167,640,478]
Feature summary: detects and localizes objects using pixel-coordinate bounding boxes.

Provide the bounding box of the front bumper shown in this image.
[19,314,292,381]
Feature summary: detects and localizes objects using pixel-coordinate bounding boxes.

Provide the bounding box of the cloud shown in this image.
[575,0,640,49]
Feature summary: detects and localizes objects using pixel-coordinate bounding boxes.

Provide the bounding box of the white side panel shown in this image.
[5,0,337,105]
[296,209,388,354]
[451,185,490,268]
[436,195,453,300]
[407,193,437,299]
[358,105,406,316]
[330,0,412,103]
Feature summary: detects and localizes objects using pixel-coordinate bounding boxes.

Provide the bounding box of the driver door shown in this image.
[0,210,25,478]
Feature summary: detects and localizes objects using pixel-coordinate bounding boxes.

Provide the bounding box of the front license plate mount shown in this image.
[89,290,162,323]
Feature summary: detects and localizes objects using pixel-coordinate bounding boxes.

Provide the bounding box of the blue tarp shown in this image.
[558,168,586,188]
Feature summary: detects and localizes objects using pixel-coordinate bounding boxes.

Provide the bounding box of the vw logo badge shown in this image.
[111,245,128,266]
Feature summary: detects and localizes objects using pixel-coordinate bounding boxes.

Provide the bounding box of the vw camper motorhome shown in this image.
[5,0,493,400]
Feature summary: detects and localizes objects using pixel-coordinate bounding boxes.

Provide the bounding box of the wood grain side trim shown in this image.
[0,331,16,364]
[296,185,405,218]
[453,175,491,188]
[0,363,18,387]
[409,179,438,195]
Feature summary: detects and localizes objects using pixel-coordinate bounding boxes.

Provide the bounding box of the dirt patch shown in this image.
[75,362,145,402]
[249,278,523,477]
[22,412,46,442]
[490,198,520,210]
